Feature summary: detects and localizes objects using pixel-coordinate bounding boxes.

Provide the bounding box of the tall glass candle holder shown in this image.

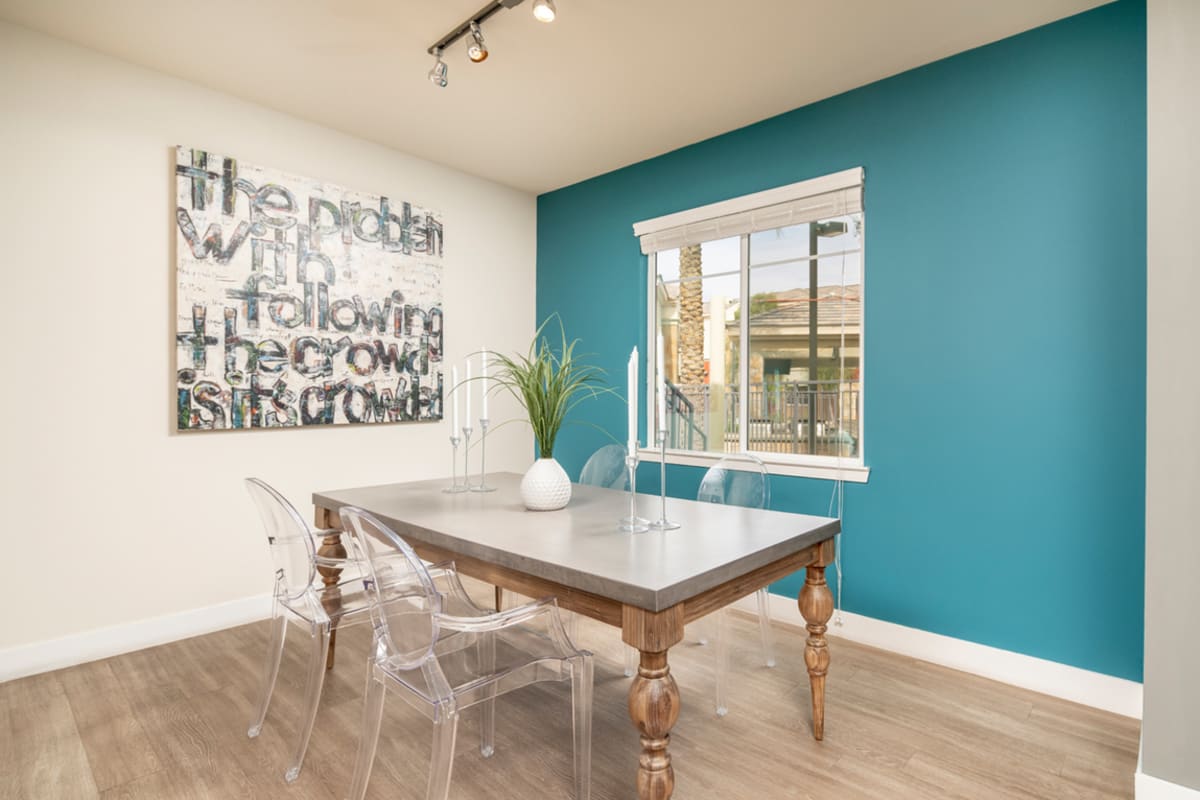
[470,417,497,492]
[461,424,474,492]
[618,452,649,532]
[648,430,679,530]
[443,434,467,493]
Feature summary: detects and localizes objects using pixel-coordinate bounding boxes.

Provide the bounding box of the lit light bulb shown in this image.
[467,22,488,62]
[532,0,557,22]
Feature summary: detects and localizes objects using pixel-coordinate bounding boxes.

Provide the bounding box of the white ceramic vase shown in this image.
[520,457,572,511]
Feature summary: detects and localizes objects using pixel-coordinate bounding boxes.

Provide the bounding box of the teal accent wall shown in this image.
[536,1,1146,681]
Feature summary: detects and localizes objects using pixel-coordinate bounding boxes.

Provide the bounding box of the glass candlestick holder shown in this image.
[470,418,497,492]
[461,425,474,492]
[618,452,649,532]
[648,430,680,530]
[442,434,468,493]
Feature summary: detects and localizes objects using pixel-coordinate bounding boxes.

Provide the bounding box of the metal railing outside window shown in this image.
[665,381,859,457]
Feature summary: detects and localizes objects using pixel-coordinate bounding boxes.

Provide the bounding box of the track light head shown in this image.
[426,0,556,83]
[428,48,448,87]
[467,21,489,63]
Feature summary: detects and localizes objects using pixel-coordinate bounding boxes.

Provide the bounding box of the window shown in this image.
[634,168,866,478]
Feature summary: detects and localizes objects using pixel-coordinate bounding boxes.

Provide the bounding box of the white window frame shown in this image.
[634,169,870,483]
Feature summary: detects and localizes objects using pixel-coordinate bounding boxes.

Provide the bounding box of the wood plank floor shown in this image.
[0,579,1140,799]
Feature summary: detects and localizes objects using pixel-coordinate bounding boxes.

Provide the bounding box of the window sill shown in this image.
[634,448,870,484]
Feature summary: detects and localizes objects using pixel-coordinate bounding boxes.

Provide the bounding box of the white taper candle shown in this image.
[656,332,666,435]
[451,365,459,430]
[481,347,489,419]
[627,347,638,454]
[465,360,472,424]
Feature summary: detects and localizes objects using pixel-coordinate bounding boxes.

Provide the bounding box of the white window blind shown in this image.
[632,167,863,255]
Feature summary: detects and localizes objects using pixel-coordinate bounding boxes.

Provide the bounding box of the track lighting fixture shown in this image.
[428,48,448,87]
[466,22,489,63]
[532,0,556,22]
[425,0,556,86]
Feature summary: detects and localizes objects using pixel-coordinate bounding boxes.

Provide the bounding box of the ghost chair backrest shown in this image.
[696,452,770,509]
[579,443,629,490]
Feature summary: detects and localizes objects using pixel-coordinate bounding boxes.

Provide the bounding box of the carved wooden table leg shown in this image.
[798,541,835,740]
[315,531,347,671]
[623,605,684,800]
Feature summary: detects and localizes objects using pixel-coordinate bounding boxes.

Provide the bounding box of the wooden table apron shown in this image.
[312,479,837,800]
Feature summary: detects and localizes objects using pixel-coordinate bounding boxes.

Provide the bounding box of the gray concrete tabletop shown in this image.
[314,472,840,612]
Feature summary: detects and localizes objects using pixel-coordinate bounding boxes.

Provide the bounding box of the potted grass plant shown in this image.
[491,315,612,510]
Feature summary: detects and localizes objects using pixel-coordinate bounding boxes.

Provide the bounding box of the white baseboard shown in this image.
[2,585,1144,723]
[1136,739,1200,799]
[732,591,1143,719]
[0,593,273,683]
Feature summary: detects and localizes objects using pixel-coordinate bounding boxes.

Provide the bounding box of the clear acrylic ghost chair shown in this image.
[576,444,643,678]
[696,453,776,716]
[579,442,630,490]
[339,506,594,800]
[243,478,477,783]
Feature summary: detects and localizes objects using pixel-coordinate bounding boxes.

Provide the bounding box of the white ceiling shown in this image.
[0,0,1110,194]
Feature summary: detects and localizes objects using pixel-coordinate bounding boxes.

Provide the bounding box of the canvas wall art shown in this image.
[174,147,444,431]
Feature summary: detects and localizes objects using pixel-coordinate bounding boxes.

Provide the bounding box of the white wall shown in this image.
[0,22,535,661]
[1143,0,1200,795]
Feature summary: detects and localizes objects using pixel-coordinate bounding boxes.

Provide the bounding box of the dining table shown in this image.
[312,471,840,800]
